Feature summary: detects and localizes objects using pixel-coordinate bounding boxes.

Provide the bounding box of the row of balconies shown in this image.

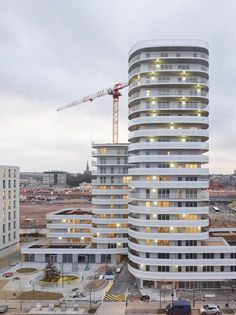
[47,231,92,238]
[92,180,128,186]
[128,204,209,215]
[128,216,209,228]
[128,129,209,141]
[91,236,128,244]
[128,142,209,151]
[128,252,236,267]
[92,151,128,157]
[128,102,209,114]
[129,90,208,102]
[128,155,208,164]
[92,189,128,195]
[129,192,209,201]
[128,228,209,240]
[129,82,208,96]
[129,168,208,176]
[128,116,209,128]
[47,214,92,221]
[91,227,128,234]
[127,239,229,254]
[46,223,91,229]
[129,64,208,78]
[92,208,129,215]
[129,51,209,66]
[92,198,128,205]
[92,161,128,167]
[129,180,208,189]
[129,77,208,91]
[92,218,129,224]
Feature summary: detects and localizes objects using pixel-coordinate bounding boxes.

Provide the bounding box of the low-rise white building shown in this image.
[22,143,131,265]
[22,207,93,264]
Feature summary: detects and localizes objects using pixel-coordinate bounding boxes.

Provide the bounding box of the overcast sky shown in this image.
[0,0,235,174]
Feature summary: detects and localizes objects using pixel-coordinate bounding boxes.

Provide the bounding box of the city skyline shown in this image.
[0,0,235,173]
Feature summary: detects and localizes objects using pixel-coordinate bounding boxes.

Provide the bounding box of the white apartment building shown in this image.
[127,39,236,289]
[0,166,20,257]
[92,143,130,264]
[43,171,67,187]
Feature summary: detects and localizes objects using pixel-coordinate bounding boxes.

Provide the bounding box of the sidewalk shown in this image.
[96,302,126,315]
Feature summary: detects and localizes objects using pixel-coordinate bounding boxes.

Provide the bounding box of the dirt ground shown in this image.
[0,279,9,290]
[20,199,91,228]
[86,279,107,291]
[19,290,63,300]
[96,265,113,273]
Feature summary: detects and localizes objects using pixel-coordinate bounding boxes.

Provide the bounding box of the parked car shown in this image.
[104,269,114,280]
[2,272,13,278]
[200,305,221,315]
[166,300,191,315]
[84,264,90,271]
[140,295,150,302]
[0,305,8,314]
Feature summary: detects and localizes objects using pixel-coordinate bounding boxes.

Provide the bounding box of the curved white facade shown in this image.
[127,40,230,286]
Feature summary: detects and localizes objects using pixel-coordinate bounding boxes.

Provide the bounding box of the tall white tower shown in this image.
[128,40,211,288]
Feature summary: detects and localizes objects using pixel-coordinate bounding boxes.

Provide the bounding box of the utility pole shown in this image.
[61,263,64,288]
[192,289,195,307]
[89,287,92,310]
[159,281,162,311]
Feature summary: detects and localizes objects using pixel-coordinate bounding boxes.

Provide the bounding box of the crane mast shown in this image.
[57,82,128,144]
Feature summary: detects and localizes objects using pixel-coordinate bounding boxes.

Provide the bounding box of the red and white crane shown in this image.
[57,82,128,144]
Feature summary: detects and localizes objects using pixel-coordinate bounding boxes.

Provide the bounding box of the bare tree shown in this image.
[44,261,60,282]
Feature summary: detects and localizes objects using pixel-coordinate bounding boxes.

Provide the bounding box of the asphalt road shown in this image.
[109,262,141,296]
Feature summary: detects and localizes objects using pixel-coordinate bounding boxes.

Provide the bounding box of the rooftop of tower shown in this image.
[129,39,209,57]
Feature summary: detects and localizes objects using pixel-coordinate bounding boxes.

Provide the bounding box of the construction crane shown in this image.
[57,82,128,144]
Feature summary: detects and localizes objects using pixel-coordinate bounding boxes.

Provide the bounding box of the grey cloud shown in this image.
[0,0,235,172]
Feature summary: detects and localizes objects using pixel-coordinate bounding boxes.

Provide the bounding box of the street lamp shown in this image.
[125,288,129,307]
[171,281,175,315]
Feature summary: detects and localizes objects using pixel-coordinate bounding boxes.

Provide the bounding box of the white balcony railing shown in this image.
[128,142,209,151]
[128,155,209,164]
[128,116,209,127]
[128,129,209,140]
[128,103,209,115]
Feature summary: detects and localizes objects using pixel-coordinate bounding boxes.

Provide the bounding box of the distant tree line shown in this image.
[66,171,94,187]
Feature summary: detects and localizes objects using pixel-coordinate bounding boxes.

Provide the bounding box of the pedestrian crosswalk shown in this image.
[103,292,126,302]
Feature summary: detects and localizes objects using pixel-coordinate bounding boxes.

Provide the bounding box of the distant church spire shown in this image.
[86,160,89,172]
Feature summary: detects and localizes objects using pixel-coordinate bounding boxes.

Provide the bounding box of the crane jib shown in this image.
[57,81,128,142]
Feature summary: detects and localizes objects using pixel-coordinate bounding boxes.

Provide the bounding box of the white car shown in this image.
[200,305,221,315]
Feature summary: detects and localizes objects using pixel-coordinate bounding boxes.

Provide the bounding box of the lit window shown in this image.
[100,147,107,154]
